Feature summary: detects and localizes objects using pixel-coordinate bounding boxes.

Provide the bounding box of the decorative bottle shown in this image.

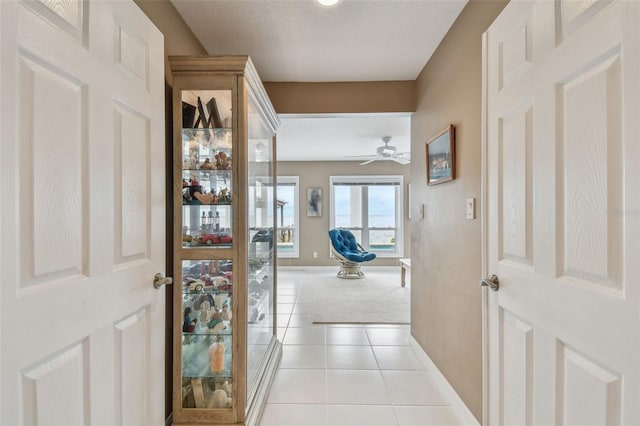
[208,335,225,373]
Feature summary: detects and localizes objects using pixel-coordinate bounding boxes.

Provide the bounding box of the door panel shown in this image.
[115,309,151,426]
[114,101,151,264]
[500,309,533,426]
[499,101,533,266]
[559,50,623,289]
[20,0,87,45]
[559,344,621,426]
[18,51,86,286]
[21,340,89,426]
[1,1,165,425]
[114,21,150,89]
[484,0,639,424]
[498,9,532,91]
[557,0,614,42]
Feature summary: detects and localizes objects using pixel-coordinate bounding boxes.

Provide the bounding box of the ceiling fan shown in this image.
[347,136,410,165]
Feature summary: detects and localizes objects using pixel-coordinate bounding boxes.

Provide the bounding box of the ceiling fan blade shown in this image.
[391,156,410,165]
[359,158,377,165]
[344,154,379,158]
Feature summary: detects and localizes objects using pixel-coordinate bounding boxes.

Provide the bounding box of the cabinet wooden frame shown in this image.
[169,56,281,426]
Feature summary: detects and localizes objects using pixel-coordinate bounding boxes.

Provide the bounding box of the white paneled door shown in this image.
[0,1,165,425]
[483,0,639,425]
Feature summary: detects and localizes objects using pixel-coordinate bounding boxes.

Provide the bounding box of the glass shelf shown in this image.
[182,289,233,296]
[184,330,233,337]
[183,127,232,132]
[182,166,232,173]
[182,205,233,247]
[183,201,232,207]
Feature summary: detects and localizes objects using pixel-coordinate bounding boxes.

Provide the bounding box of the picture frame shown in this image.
[182,101,196,128]
[307,187,322,217]
[194,96,207,128]
[206,97,223,128]
[425,124,455,186]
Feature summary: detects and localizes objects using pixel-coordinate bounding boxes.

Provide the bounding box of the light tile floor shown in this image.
[259,268,469,426]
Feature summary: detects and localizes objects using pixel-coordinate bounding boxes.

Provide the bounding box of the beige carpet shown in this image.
[285,267,410,324]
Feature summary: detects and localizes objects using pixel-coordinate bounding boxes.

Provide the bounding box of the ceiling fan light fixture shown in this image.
[315,0,342,7]
[379,146,396,155]
[346,136,410,165]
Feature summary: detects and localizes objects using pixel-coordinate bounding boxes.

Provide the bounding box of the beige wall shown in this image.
[410,0,507,421]
[265,81,416,114]
[134,0,206,84]
[277,161,410,267]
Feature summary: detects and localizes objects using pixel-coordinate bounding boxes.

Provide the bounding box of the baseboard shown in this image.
[409,336,480,426]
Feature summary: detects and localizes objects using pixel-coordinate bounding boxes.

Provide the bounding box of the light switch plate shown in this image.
[466,198,475,219]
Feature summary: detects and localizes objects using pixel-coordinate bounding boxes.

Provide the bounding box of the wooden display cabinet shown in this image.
[169,56,281,426]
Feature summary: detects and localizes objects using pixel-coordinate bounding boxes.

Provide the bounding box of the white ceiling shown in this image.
[171,0,467,82]
[277,114,411,161]
[170,0,468,160]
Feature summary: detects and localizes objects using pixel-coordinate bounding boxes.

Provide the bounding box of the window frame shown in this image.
[329,175,404,258]
[276,176,300,258]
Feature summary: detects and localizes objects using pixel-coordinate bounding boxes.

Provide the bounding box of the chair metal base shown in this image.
[330,243,370,279]
[337,263,365,279]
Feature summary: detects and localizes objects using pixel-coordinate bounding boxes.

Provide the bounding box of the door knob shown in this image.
[153,273,173,289]
[480,274,499,291]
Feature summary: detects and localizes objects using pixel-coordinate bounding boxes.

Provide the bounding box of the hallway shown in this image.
[259,267,468,426]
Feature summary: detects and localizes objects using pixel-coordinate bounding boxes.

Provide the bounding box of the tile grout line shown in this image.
[371,334,402,426]
[266,269,468,426]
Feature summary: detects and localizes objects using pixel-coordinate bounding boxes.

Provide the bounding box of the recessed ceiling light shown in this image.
[315,0,342,7]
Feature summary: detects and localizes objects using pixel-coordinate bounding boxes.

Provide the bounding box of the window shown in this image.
[330,175,403,257]
[276,176,299,258]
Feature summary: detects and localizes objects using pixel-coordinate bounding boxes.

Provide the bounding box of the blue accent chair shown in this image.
[328,229,376,279]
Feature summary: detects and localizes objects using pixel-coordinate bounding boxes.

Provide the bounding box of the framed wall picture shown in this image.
[425,124,455,185]
[307,187,322,217]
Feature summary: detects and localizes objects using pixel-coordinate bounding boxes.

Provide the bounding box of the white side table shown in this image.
[399,258,411,287]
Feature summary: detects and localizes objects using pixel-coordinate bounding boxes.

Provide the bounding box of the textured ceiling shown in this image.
[170,0,467,82]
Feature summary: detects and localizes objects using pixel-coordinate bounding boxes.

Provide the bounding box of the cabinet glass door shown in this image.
[246,96,276,400]
[181,90,233,249]
[180,259,234,409]
[179,88,235,410]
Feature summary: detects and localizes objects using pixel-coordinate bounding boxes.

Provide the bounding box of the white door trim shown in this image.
[480,30,490,426]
